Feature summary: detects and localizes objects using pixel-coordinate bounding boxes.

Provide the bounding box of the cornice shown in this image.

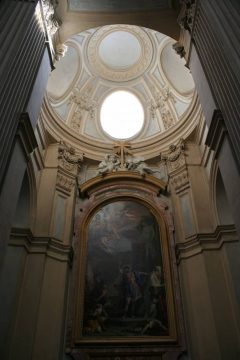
[10,227,73,265]
[79,171,167,198]
[176,224,238,263]
[41,91,201,160]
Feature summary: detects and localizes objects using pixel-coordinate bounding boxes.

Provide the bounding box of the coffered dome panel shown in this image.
[98,31,141,69]
[86,25,153,82]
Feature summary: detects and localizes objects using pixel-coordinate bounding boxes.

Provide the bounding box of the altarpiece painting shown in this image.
[81,200,170,339]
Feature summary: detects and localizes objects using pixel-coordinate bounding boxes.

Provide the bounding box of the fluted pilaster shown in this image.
[192,0,240,168]
[0,0,45,189]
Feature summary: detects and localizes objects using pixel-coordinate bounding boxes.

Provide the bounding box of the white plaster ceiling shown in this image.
[86,25,153,82]
[161,42,195,94]
[46,25,196,152]
[98,31,141,69]
[47,46,79,99]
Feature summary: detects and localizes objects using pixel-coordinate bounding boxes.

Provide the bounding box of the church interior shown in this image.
[0,1,240,359]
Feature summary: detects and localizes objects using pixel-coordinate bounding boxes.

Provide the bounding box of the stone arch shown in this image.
[66,172,185,359]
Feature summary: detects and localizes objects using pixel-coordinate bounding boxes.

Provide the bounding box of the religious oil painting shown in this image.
[82,200,169,338]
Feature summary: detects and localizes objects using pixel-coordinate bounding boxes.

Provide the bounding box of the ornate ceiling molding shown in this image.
[44,25,199,160]
[86,25,154,82]
[41,91,200,161]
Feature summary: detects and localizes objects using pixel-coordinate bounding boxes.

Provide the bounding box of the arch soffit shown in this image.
[57,9,180,43]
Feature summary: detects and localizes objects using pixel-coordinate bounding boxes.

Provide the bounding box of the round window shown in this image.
[100,90,144,139]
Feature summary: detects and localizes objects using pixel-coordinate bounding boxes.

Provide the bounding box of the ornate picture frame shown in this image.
[67,173,185,358]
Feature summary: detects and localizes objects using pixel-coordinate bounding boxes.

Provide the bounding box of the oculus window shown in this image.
[100,90,144,139]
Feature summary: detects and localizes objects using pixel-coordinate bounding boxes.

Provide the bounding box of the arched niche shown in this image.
[66,173,185,359]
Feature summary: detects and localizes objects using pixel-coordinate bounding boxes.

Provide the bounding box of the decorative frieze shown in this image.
[170,169,189,193]
[56,170,75,194]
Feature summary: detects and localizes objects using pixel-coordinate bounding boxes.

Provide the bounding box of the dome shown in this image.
[45,25,198,159]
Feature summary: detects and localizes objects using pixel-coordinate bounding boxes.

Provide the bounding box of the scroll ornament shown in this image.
[160,138,185,173]
[58,141,84,173]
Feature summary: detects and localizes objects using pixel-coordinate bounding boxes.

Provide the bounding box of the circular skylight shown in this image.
[100,91,144,139]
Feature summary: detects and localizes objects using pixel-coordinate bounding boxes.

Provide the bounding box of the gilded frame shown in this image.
[66,173,185,358]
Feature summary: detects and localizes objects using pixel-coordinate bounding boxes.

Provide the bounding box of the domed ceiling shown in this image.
[46,25,197,158]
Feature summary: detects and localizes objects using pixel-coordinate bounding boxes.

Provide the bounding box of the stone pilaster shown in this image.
[160,139,197,242]
[176,0,240,169]
[0,0,46,188]
[34,142,83,244]
[6,142,84,360]
[163,138,240,359]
